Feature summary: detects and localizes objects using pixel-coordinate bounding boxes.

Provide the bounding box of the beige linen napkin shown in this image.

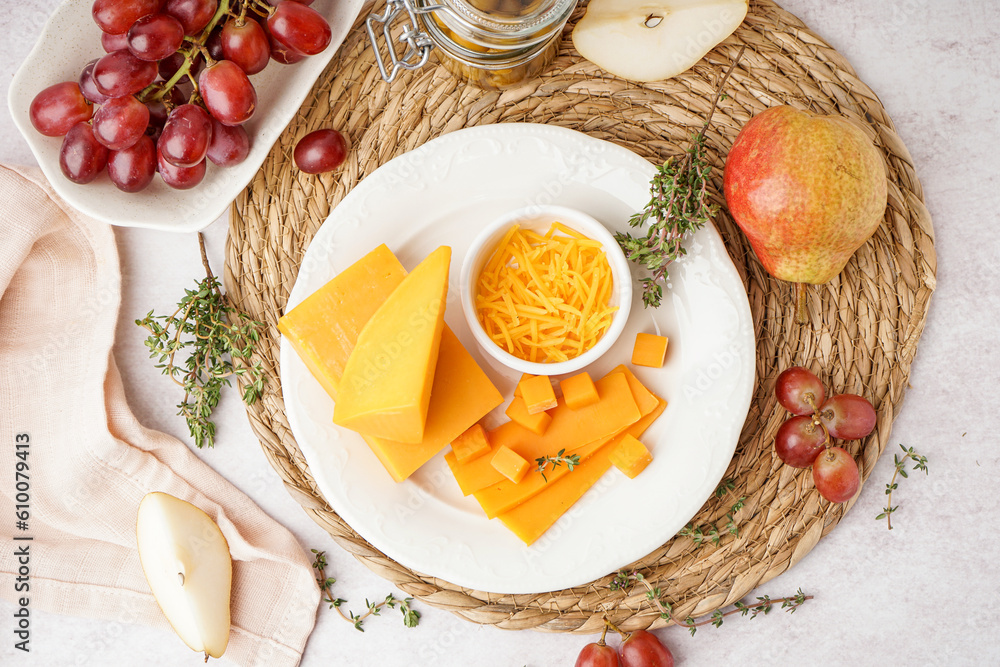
[0,164,319,664]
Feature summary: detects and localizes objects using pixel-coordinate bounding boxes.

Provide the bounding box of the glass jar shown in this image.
[366,0,577,89]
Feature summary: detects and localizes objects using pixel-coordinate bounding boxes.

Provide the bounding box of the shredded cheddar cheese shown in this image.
[475,224,617,363]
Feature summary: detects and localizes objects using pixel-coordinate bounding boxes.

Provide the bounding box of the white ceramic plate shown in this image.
[281,123,755,594]
[7,0,365,232]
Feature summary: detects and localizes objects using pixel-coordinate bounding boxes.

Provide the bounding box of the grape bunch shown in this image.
[576,629,674,667]
[774,367,877,503]
[29,0,338,192]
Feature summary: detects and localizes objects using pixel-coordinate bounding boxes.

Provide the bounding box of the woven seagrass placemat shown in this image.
[224,0,936,632]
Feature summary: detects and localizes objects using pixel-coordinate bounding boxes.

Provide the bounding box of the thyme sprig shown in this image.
[678,478,745,546]
[535,448,581,482]
[615,46,745,308]
[135,233,265,448]
[876,444,930,529]
[609,569,809,635]
[312,550,420,631]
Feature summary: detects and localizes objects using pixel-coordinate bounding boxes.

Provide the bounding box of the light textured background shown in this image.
[2,1,998,665]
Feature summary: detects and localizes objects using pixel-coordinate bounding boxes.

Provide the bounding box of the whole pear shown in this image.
[723,106,887,304]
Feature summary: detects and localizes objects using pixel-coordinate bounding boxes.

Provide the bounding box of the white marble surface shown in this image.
[2,1,998,665]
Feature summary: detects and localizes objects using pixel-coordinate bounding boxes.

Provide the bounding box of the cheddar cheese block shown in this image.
[497,396,667,545]
[279,244,502,482]
[334,246,451,443]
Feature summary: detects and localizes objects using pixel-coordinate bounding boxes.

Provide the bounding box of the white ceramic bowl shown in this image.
[7,0,365,232]
[460,204,633,377]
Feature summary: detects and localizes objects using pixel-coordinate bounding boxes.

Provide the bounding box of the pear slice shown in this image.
[136,492,232,660]
[572,0,748,83]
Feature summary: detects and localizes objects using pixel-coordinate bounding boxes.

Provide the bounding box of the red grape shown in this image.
[266,24,306,64]
[108,135,156,192]
[158,51,205,82]
[92,0,166,35]
[267,1,331,56]
[101,31,129,53]
[79,60,112,104]
[30,82,93,137]
[818,394,876,440]
[92,95,150,150]
[165,0,217,35]
[576,642,621,667]
[620,630,674,667]
[93,50,158,98]
[157,151,206,189]
[774,415,827,468]
[775,367,825,416]
[59,122,109,184]
[812,447,860,503]
[199,60,257,125]
[205,26,225,61]
[294,129,347,174]
[206,118,250,166]
[127,13,185,61]
[159,103,213,167]
[221,19,270,75]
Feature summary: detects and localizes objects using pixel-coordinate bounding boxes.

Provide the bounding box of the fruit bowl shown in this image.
[459,204,633,377]
[7,0,365,232]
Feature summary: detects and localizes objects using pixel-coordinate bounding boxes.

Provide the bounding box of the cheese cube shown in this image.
[518,375,557,414]
[631,333,669,368]
[504,396,552,435]
[451,423,491,463]
[559,372,599,410]
[609,434,653,479]
[491,446,530,484]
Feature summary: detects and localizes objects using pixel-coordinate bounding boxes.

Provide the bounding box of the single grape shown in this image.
[92,0,166,35]
[30,82,93,137]
[79,60,112,105]
[101,31,129,53]
[775,366,825,416]
[812,446,860,503]
[575,642,621,667]
[127,13,185,61]
[267,1,332,56]
[774,415,827,468]
[620,630,674,667]
[59,122,109,184]
[205,26,225,61]
[164,0,217,35]
[92,95,150,150]
[199,60,257,125]
[158,51,205,82]
[294,129,347,174]
[159,103,213,167]
[266,22,306,64]
[108,135,156,192]
[818,394,876,440]
[93,50,158,98]
[157,150,206,189]
[206,118,250,166]
[221,18,270,75]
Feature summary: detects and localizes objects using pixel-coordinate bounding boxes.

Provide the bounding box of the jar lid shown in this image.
[440,0,576,41]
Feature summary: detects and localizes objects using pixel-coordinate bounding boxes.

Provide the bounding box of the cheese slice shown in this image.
[279,244,502,482]
[334,246,451,443]
[445,370,644,496]
[278,244,404,398]
[497,396,667,546]
[471,368,662,518]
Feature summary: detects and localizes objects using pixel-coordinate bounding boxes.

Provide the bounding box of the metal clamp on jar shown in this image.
[366,0,577,89]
